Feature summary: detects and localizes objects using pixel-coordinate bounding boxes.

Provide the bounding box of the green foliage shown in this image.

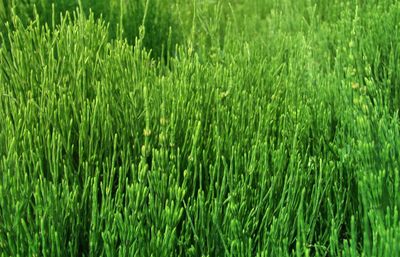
[1,0,400,256]
[0,0,183,59]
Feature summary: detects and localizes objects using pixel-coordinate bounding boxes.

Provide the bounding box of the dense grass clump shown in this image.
[0,0,184,59]
[1,0,400,256]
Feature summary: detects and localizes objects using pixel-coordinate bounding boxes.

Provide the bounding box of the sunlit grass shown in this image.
[1,0,400,256]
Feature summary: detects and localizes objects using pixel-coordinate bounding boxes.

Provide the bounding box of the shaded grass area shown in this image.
[1,0,400,256]
[0,0,184,60]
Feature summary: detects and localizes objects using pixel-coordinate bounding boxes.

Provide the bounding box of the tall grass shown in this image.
[1,0,400,256]
[0,0,184,59]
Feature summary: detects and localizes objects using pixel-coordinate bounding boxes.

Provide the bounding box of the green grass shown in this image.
[1,0,400,256]
[0,0,185,60]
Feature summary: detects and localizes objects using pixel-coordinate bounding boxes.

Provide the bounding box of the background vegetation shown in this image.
[1,0,400,256]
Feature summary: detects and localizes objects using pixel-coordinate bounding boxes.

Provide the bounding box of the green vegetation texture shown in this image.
[1,0,400,256]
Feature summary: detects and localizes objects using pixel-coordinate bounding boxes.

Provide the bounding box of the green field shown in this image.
[1,0,400,256]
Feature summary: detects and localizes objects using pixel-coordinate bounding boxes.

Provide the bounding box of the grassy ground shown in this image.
[1,0,400,256]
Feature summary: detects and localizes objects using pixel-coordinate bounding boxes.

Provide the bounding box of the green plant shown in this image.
[1,1,400,256]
